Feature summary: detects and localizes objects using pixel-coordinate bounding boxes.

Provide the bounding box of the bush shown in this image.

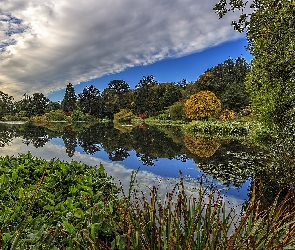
[114,109,135,123]
[71,110,86,121]
[44,110,67,121]
[185,91,222,120]
[167,101,186,121]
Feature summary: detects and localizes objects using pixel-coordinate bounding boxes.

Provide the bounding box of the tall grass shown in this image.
[94,173,295,249]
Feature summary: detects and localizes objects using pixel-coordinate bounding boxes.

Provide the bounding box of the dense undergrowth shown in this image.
[1,153,295,249]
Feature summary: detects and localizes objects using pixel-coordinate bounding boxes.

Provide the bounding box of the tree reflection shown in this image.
[62,126,77,157]
[184,135,221,158]
[109,148,130,161]
[77,125,102,155]
[0,124,16,147]
[20,124,50,148]
[250,128,295,208]
[0,123,265,188]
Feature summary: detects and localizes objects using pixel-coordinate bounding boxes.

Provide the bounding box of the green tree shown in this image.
[166,101,186,121]
[108,80,130,110]
[29,93,50,116]
[158,83,182,111]
[0,91,14,118]
[61,83,77,113]
[45,101,61,113]
[77,85,101,116]
[214,0,295,129]
[101,88,120,119]
[133,75,158,116]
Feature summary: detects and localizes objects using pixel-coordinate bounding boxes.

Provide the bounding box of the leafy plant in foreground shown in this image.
[0,152,119,249]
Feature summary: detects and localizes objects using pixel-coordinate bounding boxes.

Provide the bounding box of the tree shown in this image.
[184,57,250,112]
[107,80,130,110]
[185,91,221,120]
[45,101,61,113]
[29,93,50,116]
[0,91,14,118]
[214,0,295,129]
[61,83,77,113]
[133,75,158,115]
[77,85,101,116]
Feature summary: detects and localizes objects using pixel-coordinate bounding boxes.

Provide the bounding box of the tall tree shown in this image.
[29,93,50,116]
[133,75,158,115]
[61,83,77,113]
[77,85,101,116]
[214,0,295,128]
[0,91,14,118]
[107,80,130,110]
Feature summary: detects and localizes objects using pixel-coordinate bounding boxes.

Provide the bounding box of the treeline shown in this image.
[0,57,250,121]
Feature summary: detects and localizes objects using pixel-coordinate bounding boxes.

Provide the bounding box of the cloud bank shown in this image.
[0,0,243,99]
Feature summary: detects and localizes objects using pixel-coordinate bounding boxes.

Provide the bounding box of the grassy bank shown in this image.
[130,116,272,149]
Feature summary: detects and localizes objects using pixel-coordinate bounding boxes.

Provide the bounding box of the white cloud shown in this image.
[0,0,243,99]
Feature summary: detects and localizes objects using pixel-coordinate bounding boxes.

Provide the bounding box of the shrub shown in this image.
[71,109,86,121]
[44,110,67,121]
[219,109,235,120]
[185,91,222,120]
[167,101,186,121]
[114,109,135,123]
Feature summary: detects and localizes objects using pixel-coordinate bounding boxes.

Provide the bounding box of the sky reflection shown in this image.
[1,137,247,216]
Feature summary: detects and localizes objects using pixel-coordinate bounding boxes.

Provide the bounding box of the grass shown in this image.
[96,173,295,249]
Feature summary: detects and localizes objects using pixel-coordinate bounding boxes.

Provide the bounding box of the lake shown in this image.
[0,122,266,211]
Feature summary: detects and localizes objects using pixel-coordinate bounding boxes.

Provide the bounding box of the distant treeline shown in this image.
[0,57,250,120]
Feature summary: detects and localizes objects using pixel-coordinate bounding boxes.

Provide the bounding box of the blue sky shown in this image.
[0,0,249,101]
[48,37,252,102]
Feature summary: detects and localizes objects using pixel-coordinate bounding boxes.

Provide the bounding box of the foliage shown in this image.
[245,1,295,129]
[0,91,14,119]
[219,109,235,121]
[133,75,158,116]
[78,85,101,116]
[185,91,222,120]
[184,57,250,112]
[29,93,50,116]
[0,152,119,249]
[182,120,255,140]
[166,101,186,121]
[2,113,29,122]
[214,0,295,130]
[61,83,77,112]
[44,109,68,121]
[71,109,87,121]
[113,109,135,123]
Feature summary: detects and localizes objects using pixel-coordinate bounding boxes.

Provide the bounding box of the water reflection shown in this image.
[0,122,264,204]
[184,135,221,158]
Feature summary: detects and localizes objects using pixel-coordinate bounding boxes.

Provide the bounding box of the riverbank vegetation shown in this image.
[0,153,295,249]
[1,153,295,249]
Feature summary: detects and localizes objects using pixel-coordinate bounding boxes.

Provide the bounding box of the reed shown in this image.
[94,174,295,250]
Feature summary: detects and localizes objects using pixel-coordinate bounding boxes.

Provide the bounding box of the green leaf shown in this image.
[63,220,76,235]
[74,209,84,219]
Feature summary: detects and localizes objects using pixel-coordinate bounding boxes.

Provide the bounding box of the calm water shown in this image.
[0,122,264,209]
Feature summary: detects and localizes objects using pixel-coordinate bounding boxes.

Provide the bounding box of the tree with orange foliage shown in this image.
[185,91,221,120]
